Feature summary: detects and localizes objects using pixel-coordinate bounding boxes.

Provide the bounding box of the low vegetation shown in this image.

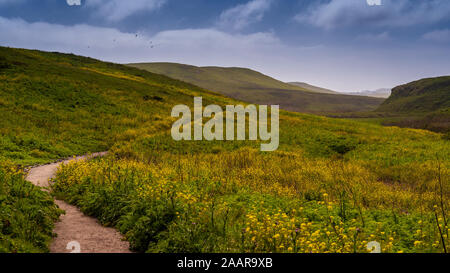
[332,77,450,133]
[0,47,448,253]
[0,47,224,166]
[0,162,62,253]
[378,76,450,113]
[128,62,384,114]
[53,112,449,253]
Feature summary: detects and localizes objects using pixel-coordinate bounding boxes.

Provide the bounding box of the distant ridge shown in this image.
[129,62,385,114]
[378,76,450,113]
[128,62,315,93]
[375,76,450,133]
[346,88,391,99]
[287,82,339,94]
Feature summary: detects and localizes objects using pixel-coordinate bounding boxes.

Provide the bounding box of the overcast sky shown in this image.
[1,0,449,92]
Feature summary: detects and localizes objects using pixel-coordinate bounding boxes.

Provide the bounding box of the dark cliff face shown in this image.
[378,76,450,113]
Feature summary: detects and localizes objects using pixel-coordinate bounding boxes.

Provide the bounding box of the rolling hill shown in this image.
[1,47,449,253]
[374,76,450,132]
[128,62,385,114]
[0,47,228,165]
[128,62,314,93]
[377,76,450,113]
[287,82,339,94]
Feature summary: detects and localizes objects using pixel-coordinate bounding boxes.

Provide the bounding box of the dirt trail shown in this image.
[26,152,131,253]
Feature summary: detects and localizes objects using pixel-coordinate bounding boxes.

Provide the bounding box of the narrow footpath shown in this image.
[26,152,130,253]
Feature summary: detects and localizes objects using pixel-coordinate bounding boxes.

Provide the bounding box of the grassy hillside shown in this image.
[0,161,62,253]
[0,46,234,252]
[128,62,384,114]
[287,82,339,94]
[129,62,313,93]
[0,47,230,165]
[0,47,448,253]
[374,76,450,133]
[378,76,450,113]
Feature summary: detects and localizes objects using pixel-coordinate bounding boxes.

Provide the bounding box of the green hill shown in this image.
[375,76,450,133]
[378,76,450,113]
[128,62,384,114]
[129,62,312,93]
[0,47,449,253]
[287,82,339,94]
[0,47,228,165]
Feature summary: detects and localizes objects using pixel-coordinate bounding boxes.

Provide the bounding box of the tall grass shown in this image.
[1,47,448,253]
[0,162,62,253]
[52,143,448,253]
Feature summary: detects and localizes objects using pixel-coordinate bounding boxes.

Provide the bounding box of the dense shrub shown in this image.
[52,149,449,253]
[0,162,62,253]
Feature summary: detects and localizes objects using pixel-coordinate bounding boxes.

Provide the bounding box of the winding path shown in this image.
[26,152,131,253]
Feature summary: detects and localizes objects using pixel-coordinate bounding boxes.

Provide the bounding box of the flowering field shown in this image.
[52,121,449,253]
[1,47,448,253]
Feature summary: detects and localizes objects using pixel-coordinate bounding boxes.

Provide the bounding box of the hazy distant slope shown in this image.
[346,89,391,98]
[288,82,391,98]
[287,82,339,94]
[377,76,450,113]
[128,62,385,114]
[128,62,313,93]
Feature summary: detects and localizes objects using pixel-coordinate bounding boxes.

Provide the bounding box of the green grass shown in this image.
[0,47,233,166]
[377,76,450,113]
[128,62,385,114]
[128,62,314,93]
[0,162,62,253]
[51,122,450,252]
[330,77,450,133]
[0,47,448,253]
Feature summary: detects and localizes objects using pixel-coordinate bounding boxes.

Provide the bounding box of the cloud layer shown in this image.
[2,15,449,93]
[1,1,449,92]
[66,0,81,6]
[86,0,167,21]
[295,0,450,29]
[0,16,280,65]
[218,0,273,30]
